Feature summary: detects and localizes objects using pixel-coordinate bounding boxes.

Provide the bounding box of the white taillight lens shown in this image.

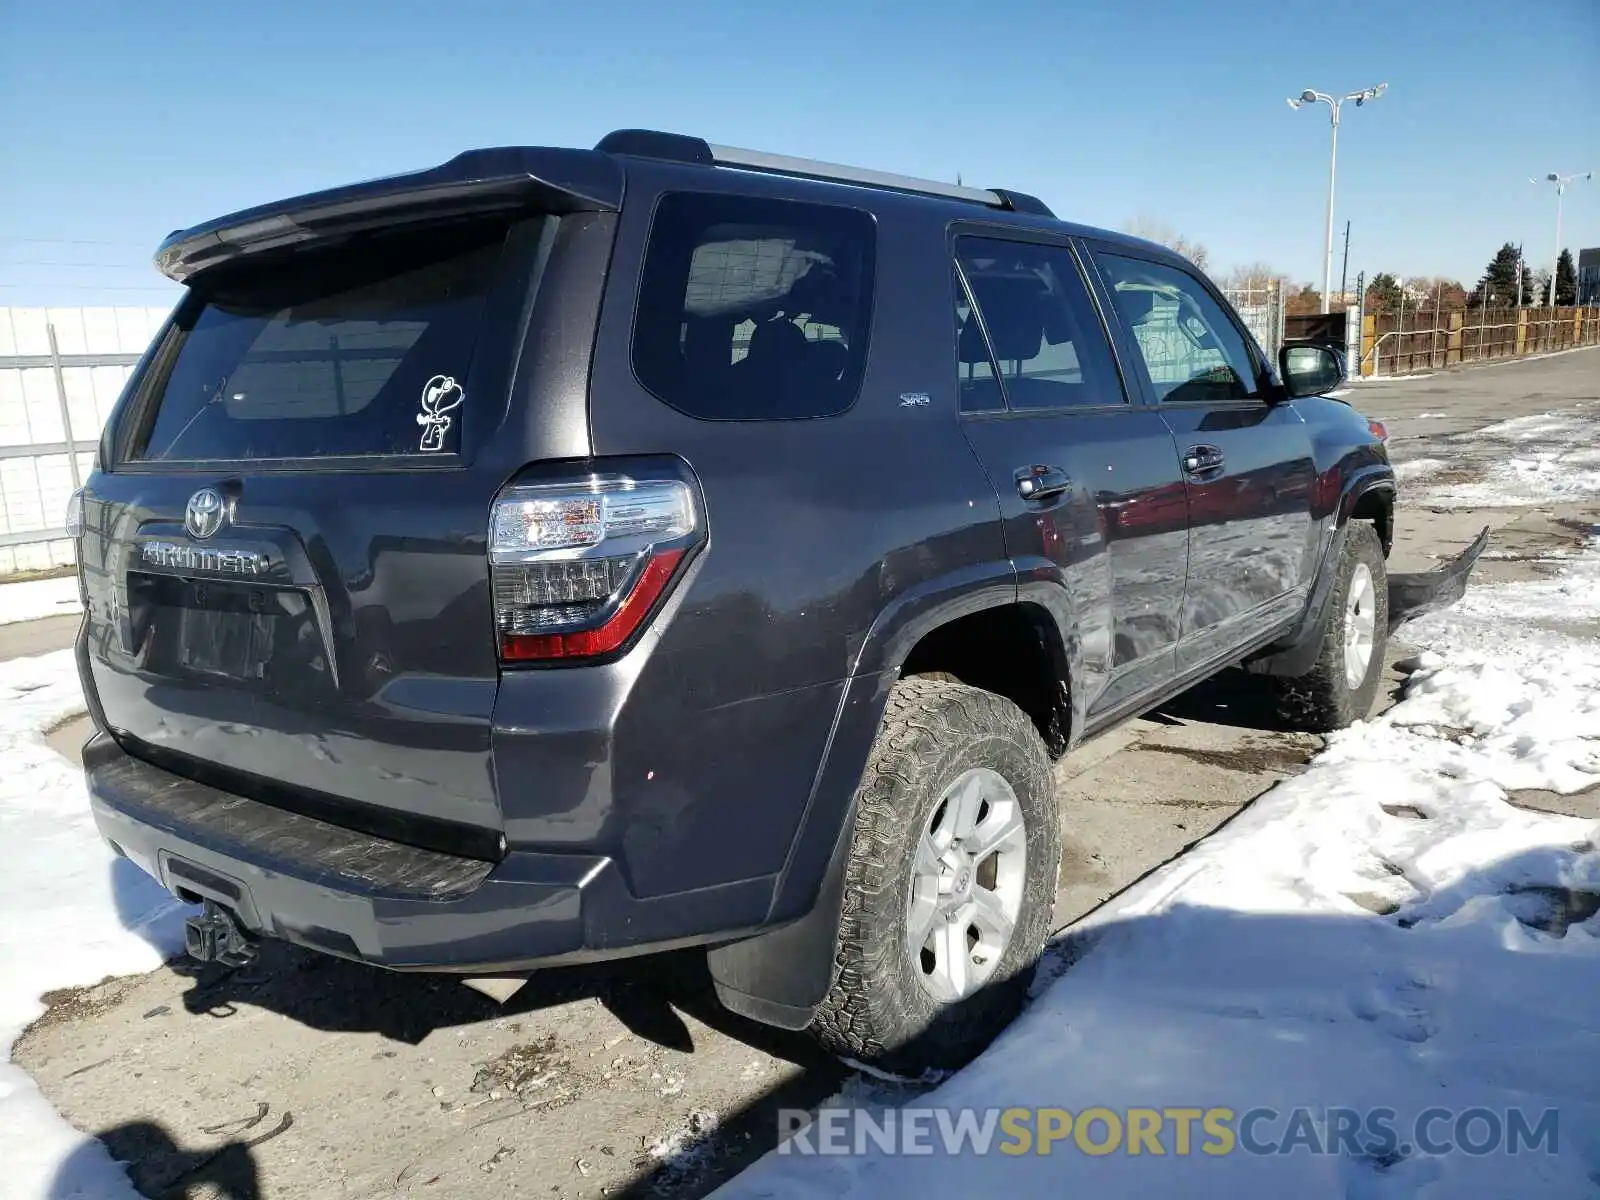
[489,477,699,662]
[65,489,86,539]
[490,479,694,560]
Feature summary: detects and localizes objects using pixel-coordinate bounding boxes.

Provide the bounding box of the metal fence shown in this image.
[1124,280,1288,393]
[1362,305,1600,376]
[1221,280,1286,361]
[0,306,168,575]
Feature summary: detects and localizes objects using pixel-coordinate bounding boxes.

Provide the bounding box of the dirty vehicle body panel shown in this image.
[78,132,1473,1024]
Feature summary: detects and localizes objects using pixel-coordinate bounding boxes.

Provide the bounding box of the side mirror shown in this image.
[1278,343,1346,398]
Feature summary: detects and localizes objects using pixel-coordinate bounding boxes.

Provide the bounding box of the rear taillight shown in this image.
[65,488,86,538]
[1368,419,1389,443]
[489,476,699,663]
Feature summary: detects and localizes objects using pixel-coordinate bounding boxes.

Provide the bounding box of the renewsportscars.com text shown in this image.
[777,1105,1560,1159]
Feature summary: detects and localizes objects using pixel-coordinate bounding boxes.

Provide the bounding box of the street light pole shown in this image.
[1531,172,1592,308]
[1288,83,1388,314]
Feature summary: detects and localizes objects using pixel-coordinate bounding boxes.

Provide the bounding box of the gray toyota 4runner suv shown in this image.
[72,129,1483,1069]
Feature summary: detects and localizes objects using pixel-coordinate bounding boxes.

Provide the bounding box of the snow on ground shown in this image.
[724,552,1600,1195]
[1353,372,1439,384]
[1413,411,1600,509]
[0,651,189,1200]
[1393,457,1446,483]
[0,576,83,626]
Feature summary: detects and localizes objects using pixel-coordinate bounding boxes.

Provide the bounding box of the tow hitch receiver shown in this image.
[184,899,259,967]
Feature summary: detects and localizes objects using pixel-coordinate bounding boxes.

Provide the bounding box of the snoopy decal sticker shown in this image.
[416,375,465,452]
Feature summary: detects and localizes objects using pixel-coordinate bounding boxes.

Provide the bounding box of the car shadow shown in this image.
[170,939,833,1071]
[49,1115,283,1200]
[159,939,847,1192]
[110,854,196,958]
[1146,667,1304,732]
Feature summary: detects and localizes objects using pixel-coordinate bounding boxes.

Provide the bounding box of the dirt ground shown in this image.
[14,347,1600,1200]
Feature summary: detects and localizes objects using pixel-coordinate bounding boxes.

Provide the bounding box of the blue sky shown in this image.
[3,0,1596,307]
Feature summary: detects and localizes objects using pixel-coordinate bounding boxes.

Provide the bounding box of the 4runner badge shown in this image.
[416,375,465,452]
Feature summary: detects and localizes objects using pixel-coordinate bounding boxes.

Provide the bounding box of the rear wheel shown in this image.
[809,677,1060,1071]
[1273,521,1389,731]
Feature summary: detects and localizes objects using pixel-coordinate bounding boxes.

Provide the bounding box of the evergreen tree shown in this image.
[1555,249,1577,306]
[1364,273,1402,314]
[1470,242,1535,307]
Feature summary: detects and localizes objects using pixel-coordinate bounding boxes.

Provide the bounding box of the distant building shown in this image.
[1580,248,1600,305]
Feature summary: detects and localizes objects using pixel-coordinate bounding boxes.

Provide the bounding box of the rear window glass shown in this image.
[129,221,512,461]
[632,192,875,420]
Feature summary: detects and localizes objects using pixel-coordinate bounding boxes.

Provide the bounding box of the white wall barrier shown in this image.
[0,305,168,575]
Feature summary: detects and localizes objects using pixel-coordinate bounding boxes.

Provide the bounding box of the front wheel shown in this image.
[1273,520,1389,731]
[808,677,1060,1072]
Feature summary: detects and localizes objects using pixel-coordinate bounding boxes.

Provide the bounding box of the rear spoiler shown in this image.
[154,147,624,283]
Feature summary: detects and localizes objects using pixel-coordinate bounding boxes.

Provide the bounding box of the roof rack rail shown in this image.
[593,129,1055,218]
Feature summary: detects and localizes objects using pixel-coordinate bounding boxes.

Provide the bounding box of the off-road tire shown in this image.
[1273,520,1389,732]
[809,677,1060,1071]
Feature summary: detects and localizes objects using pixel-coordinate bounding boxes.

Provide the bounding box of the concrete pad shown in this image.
[46,713,92,766]
[0,613,81,661]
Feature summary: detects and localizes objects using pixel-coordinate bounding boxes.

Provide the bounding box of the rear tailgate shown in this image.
[78,153,620,859]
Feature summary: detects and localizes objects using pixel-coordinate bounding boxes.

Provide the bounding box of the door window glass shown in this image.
[954,238,1124,411]
[1093,254,1260,403]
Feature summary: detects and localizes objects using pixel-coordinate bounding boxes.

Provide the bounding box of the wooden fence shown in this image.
[1360,305,1600,377]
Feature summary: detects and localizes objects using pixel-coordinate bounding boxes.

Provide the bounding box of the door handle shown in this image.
[1016,465,1072,501]
[1183,445,1225,476]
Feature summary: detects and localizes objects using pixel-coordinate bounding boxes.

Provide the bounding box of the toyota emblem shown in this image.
[185,488,227,540]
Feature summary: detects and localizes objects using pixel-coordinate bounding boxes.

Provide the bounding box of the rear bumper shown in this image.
[85,733,774,972]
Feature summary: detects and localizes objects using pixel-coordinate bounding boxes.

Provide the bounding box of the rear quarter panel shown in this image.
[579,167,1009,908]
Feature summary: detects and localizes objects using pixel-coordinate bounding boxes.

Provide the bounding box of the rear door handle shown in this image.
[1182,445,1225,477]
[1016,465,1072,501]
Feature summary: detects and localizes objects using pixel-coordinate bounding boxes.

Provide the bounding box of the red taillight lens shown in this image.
[499,548,685,661]
[1368,419,1389,443]
[489,476,699,664]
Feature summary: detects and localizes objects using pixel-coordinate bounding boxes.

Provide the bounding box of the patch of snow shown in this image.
[1392,457,1446,482]
[1411,410,1600,508]
[1418,542,1600,630]
[0,651,189,1200]
[1355,371,1437,383]
[723,544,1600,1199]
[1472,411,1592,441]
[0,577,83,627]
[647,1109,723,1182]
[1415,411,1447,419]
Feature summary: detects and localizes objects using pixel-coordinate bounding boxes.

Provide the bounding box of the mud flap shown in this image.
[1387,526,1489,633]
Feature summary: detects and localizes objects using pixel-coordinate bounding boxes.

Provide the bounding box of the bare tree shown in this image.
[1121,215,1209,270]
[1285,284,1324,316]
[1218,262,1292,293]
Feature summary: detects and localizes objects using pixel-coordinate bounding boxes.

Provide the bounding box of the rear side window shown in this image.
[129,221,512,462]
[632,193,875,420]
[954,237,1124,411]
